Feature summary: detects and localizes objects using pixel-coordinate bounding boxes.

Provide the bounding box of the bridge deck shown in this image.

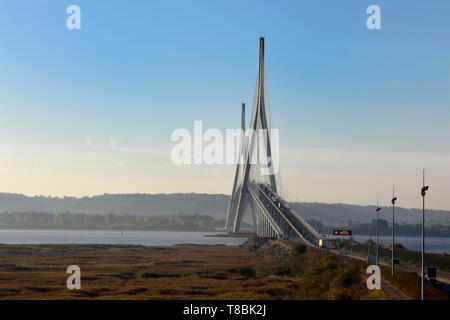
[249,182,322,246]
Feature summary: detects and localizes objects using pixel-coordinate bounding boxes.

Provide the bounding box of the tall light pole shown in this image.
[391,187,397,277]
[421,169,429,301]
[376,200,381,266]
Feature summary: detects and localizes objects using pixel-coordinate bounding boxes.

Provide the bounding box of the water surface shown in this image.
[0,229,246,246]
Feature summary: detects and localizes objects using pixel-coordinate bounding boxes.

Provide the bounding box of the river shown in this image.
[0,229,246,246]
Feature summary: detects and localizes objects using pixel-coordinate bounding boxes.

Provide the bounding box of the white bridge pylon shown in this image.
[225,37,278,235]
[225,38,322,246]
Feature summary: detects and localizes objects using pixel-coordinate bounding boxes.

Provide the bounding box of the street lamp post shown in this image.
[376,200,381,266]
[391,187,397,277]
[421,170,429,301]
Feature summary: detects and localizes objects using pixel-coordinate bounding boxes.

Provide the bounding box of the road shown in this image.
[331,245,450,283]
[327,249,409,299]
[399,263,450,285]
[380,278,410,300]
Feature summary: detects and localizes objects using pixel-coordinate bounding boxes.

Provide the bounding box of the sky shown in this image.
[0,0,449,211]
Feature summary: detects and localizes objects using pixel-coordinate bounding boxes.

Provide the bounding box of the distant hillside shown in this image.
[0,193,449,226]
[297,202,450,226]
[0,193,228,218]
[0,212,234,231]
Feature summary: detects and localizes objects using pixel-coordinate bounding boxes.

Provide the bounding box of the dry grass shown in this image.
[0,242,388,300]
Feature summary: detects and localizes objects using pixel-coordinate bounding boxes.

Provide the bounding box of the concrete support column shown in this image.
[262,216,265,238]
[258,211,262,236]
[263,217,267,238]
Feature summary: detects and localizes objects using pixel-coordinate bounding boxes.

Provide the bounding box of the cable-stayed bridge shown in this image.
[225,37,322,247]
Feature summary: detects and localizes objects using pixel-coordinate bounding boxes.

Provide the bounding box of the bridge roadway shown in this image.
[248,182,322,246]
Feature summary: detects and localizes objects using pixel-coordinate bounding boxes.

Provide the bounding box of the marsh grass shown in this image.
[0,242,388,300]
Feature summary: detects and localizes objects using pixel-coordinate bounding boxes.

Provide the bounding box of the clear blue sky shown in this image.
[0,1,449,210]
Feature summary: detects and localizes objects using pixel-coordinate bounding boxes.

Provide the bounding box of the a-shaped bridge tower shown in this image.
[225,38,322,247]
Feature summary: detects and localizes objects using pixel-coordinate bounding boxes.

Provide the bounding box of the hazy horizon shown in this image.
[1,190,449,213]
[1,1,449,210]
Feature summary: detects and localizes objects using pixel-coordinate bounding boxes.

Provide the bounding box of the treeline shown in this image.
[0,212,229,231]
[308,219,450,237]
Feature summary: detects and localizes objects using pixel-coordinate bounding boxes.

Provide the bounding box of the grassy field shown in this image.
[0,240,434,300]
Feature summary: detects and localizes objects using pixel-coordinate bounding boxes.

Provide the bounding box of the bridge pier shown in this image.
[255,205,278,239]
